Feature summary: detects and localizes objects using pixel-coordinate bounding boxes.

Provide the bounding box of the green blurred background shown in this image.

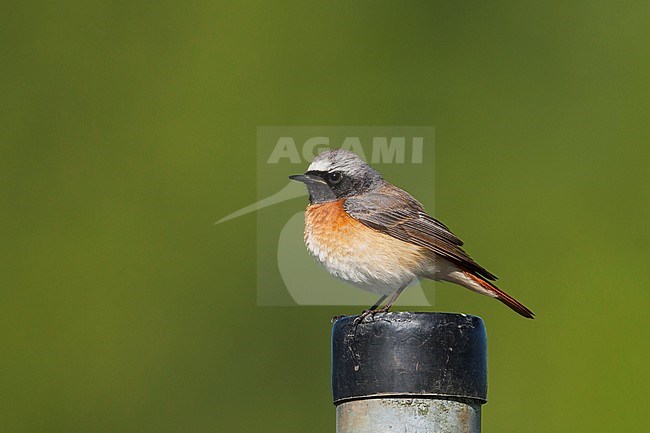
[1,1,648,432]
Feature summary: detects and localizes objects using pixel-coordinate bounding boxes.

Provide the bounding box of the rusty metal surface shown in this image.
[336,398,481,433]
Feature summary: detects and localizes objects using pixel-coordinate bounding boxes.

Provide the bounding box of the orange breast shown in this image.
[304,199,380,253]
[305,199,360,238]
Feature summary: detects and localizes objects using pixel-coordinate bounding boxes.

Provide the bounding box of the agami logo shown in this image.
[266,135,424,164]
[219,126,436,306]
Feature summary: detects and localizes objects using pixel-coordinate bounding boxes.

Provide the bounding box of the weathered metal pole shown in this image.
[332,312,487,433]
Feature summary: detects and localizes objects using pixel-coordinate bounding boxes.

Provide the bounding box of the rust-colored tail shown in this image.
[465,272,535,319]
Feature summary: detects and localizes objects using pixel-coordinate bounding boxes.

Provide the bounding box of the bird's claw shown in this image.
[353,306,390,325]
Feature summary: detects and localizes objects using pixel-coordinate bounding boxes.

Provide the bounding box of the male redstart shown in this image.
[289,148,534,319]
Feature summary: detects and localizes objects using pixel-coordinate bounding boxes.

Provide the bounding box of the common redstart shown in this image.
[289,148,534,319]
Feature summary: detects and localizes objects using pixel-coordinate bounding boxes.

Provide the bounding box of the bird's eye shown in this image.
[328,172,343,184]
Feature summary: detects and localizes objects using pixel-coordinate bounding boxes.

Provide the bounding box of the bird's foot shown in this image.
[330,315,346,324]
[353,306,391,325]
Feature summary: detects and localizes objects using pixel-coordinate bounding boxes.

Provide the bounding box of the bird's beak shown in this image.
[289,173,327,185]
[289,174,307,182]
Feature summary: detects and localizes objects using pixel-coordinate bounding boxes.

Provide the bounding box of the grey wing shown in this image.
[344,185,497,281]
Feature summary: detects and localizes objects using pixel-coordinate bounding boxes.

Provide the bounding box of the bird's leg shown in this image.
[369,294,388,311]
[352,295,387,324]
[354,284,409,324]
[377,284,408,313]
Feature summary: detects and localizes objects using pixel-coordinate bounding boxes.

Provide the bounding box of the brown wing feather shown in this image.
[343,184,497,281]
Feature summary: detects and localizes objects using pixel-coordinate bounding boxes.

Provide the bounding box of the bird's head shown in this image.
[289,149,384,204]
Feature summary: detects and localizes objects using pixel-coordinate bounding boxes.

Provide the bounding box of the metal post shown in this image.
[332,312,487,433]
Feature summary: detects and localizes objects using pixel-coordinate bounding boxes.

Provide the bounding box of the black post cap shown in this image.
[332,312,487,405]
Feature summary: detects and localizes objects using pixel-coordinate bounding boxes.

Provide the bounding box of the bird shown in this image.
[289,148,534,319]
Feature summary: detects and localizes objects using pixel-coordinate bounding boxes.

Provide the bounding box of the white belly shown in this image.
[305,232,419,295]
